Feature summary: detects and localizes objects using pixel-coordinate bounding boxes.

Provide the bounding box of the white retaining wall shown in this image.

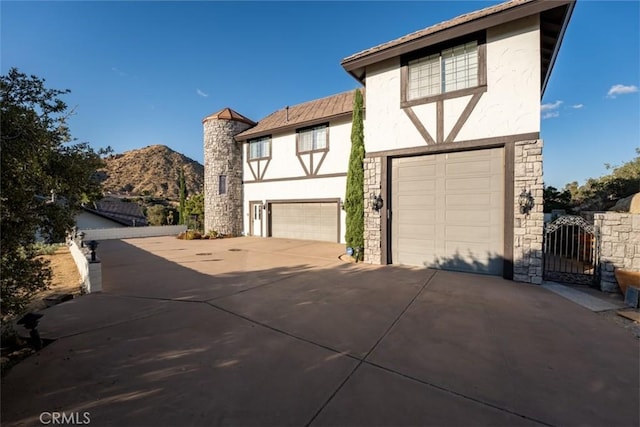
[79,225,187,241]
[69,241,102,293]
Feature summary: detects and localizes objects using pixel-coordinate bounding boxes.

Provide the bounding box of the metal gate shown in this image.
[543,215,599,285]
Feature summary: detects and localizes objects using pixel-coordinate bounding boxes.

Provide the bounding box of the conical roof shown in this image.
[202,108,256,126]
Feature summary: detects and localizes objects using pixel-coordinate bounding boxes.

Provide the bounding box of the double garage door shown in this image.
[270,201,339,242]
[391,148,504,275]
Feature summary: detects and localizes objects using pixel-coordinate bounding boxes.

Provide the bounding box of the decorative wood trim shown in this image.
[244,172,347,184]
[381,156,389,265]
[295,123,330,176]
[259,159,270,180]
[365,132,540,158]
[403,107,435,145]
[503,142,515,280]
[401,85,487,109]
[313,151,329,175]
[297,155,310,176]
[246,137,272,181]
[478,42,487,86]
[444,91,484,143]
[436,100,444,144]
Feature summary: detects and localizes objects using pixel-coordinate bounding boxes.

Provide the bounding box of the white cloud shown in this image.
[196,88,209,98]
[572,104,584,109]
[607,84,638,98]
[541,100,562,112]
[541,100,562,119]
[111,67,126,77]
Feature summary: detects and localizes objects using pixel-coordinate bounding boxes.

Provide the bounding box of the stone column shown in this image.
[364,156,382,264]
[203,109,255,236]
[513,139,545,284]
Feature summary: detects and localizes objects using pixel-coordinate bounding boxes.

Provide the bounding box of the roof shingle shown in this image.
[235,90,362,141]
[342,0,533,65]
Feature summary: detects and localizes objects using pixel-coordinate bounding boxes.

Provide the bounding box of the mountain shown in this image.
[98,145,204,199]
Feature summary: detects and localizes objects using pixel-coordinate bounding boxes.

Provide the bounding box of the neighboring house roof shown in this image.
[341,0,575,96]
[235,90,363,141]
[81,198,148,227]
[202,108,256,126]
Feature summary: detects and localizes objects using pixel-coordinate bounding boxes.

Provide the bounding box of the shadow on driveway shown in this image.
[2,237,638,426]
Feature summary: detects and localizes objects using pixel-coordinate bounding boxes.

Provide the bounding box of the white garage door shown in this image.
[270,201,339,242]
[391,148,504,275]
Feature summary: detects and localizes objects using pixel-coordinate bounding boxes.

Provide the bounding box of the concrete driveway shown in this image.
[2,236,638,426]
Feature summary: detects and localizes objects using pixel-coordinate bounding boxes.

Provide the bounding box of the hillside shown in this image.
[98,145,204,199]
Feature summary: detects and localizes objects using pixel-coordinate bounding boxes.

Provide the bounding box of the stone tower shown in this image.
[202,108,256,236]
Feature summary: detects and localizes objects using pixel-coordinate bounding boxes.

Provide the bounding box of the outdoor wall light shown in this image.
[518,189,535,215]
[346,246,363,263]
[371,193,384,212]
[87,240,99,262]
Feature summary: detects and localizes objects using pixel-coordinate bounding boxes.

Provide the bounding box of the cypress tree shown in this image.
[345,88,365,258]
[178,168,186,225]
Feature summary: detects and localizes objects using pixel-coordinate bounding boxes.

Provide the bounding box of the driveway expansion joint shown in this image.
[305,270,439,426]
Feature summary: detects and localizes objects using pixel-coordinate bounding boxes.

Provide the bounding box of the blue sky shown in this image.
[2,1,638,189]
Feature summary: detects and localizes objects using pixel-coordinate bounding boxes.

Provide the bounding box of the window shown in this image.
[248,136,270,160]
[218,175,226,195]
[297,125,328,152]
[407,40,478,101]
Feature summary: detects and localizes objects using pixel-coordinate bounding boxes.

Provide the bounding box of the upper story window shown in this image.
[408,41,478,100]
[297,124,328,153]
[402,35,485,106]
[248,136,270,160]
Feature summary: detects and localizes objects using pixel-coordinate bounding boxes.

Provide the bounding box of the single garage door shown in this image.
[270,201,339,242]
[391,148,504,274]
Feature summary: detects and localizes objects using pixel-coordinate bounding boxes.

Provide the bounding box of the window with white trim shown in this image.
[248,136,270,160]
[407,41,478,100]
[297,125,327,152]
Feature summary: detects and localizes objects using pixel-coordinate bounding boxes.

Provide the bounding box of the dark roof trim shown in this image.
[235,111,353,142]
[541,1,575,97]
[342,0,574,88]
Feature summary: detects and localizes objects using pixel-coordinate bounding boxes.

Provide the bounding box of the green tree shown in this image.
[183,193,204,232]
[344,89,365,257]
[146,204,167,226]
[178,168,186,225]
[543,186,572,213]
[1,68,105,323]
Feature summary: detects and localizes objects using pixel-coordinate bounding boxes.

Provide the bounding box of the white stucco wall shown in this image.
[243,176,347,243]
[241,117,351,243]
[243,118,352,180]
[364,15,541,153]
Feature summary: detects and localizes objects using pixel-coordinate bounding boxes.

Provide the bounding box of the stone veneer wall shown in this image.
[362,139,545,285]
[595,212,640,292]
[513,139,545,284]
[363,157,383,264]
[203,118,253,236]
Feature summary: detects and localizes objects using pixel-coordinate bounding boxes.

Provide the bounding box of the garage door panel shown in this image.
[397,212,436,226]
[392,148,504,275]
[445,210,490,224]
[446,193,495,208]
[271,202,338,242]
[398,224,435,239]
[445,225,491,241]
